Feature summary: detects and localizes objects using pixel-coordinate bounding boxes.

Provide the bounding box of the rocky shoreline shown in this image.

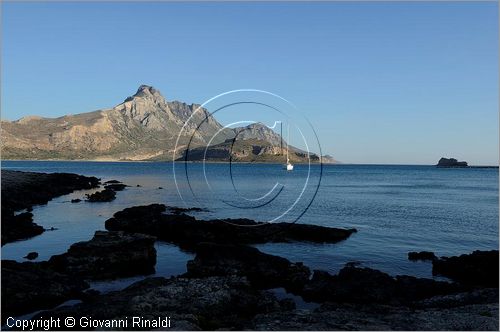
[8,240,497,330]
[1,170,498,330]
[1,170,100,244]
[105,204,357,250]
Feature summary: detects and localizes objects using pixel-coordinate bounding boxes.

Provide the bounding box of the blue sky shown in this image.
[2,2,498,165]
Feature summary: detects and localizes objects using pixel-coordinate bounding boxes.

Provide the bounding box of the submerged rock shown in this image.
[85,188,116,202]
[1,260,89,319]
[48,231,157,280]
[166,206,208,214]
[432,250,499,287]
[104,180,121,184]
[105,204,356,249]
[186,243,311,292]
[104,183,128,191]
[24,251,39,260]
[408,251,437,261]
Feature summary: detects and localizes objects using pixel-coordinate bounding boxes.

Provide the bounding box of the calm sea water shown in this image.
[1,161,498,286]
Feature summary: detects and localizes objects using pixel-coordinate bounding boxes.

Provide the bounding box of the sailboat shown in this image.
[281,122,293,171]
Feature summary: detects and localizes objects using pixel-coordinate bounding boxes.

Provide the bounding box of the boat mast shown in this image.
[286,124,289,163]
[280,121,283,156]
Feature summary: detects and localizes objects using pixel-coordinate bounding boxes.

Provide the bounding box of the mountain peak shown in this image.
[234,122,283,146]
[124,85,166,103]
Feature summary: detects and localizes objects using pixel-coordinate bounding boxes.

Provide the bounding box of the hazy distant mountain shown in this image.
[1,85,336,163]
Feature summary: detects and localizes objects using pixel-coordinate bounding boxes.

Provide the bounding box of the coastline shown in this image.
[1,168,498,330]
[2,159,499,167]
[1,159,337,165]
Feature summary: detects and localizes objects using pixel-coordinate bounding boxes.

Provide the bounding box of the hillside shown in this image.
[1,85,336,163]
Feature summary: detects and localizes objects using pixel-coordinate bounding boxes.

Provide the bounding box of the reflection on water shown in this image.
[1,161,498,280]
[89,242,194,293]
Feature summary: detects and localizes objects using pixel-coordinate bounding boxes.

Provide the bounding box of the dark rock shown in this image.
[185,243,311,292]
[414,288,499,309]
[48,231,157,280]
[70,198,82,203]
[437,157,468,167]
[249,301,498,330]
[1,260,88,319]
[1,170,100,244]
[432,250,499,287]
[36,276,290,330]
[301,265,464,305]
[166,206,208,214]
[1,170,100,212]
[1,211,43,245]
[81,289,101,301]
[85,188,116,202]
[24,251,39,260]
[105,204,356,249]
[408,251,437,261]
[302,267,397,304]
[136,184,141,187]
[104,180,121,184]
[158,186,163,189]
[104,183,127,191]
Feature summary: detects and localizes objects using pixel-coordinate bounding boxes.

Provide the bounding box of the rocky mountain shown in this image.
[180,123,334,163]
[1,85,336,163]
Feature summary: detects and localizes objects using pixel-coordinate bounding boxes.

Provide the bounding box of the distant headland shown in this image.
[0,85,334,164]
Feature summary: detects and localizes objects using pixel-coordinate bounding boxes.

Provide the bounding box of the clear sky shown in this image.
[2,2,498,165]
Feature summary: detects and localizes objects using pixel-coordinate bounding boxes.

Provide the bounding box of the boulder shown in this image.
[48,231,157,279]
[104,183,127,191]
[85,188,116,202]
[432,250,499,287]
[185,243,311,292]
[408,251,437,261]
[24,251,39,260]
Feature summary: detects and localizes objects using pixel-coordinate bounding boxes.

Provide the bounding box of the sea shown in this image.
[1,161,498,292]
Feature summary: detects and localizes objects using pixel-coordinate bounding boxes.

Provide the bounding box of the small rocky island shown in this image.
[437,157,468,167]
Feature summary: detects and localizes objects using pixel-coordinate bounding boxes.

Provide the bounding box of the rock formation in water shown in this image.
[1,170,100,244]
[437,157,468,167]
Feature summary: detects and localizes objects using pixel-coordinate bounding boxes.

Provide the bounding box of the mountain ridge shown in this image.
[1,85,336,163]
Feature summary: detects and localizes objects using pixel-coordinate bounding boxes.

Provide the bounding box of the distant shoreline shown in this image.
[0,159,335,165]
[1,159,498,168]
